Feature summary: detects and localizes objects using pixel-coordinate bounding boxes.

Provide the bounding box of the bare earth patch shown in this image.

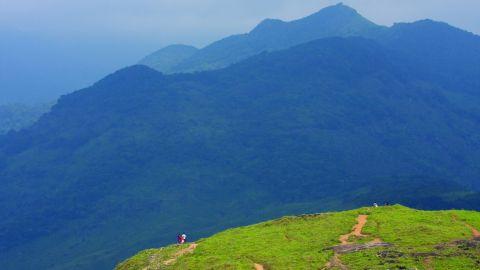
[163,243,198,266]
[253,263,264,270]
[466,223,480,238]
[339,215,368,245]
[325,214,392,269]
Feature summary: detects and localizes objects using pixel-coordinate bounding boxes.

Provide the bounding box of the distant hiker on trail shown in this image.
[177,234,184,244]
[177,233,187,244]
[182,233,187,243]
[373,203,378,208]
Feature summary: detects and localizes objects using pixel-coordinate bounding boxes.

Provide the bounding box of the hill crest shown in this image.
[116,205,480,270]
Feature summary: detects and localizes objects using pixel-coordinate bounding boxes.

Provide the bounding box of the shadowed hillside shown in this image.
[1,5,480,270]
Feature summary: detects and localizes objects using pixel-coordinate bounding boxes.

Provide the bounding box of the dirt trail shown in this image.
[324,254,348,270]
[466,224,480,238]
[253,263,264,270]
[325,215,368,270]
[164,243,198,266]
[423,257,433,270]
[453,214,480,238]
[325,214,392,269]
[339,215,368,245]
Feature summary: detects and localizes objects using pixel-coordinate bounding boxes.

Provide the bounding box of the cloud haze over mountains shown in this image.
[1,0,480,104]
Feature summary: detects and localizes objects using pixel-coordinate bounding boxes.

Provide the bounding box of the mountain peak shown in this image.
[250,3,375,37]
[308,2,360,18]
[391,18,476,38]
[154,44,198,53]
[250,18,285,34]
[287,3,376,31]
[95,65,162,87]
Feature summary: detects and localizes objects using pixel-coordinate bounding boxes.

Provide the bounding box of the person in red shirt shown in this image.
[177,234,183,244]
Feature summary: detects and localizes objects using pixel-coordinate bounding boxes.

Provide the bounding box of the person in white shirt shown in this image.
[181,234,187,243]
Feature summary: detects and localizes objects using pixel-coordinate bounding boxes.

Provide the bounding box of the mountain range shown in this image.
[1,4,480,270]
[139,3,382,73]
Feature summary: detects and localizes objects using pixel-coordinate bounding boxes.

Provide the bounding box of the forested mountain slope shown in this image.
[1,12,480,270]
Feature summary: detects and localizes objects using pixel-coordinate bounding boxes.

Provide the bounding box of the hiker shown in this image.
[373,202,378,208]
[181,233,187,243]
[177,234,183,244]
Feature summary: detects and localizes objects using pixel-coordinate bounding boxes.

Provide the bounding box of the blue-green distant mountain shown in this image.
[2,4,480,270]
[140,3,383,73]
[138,44,198,73]
[0,103,51,134]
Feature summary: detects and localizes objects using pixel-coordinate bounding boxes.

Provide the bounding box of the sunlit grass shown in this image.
[116,206,480,270]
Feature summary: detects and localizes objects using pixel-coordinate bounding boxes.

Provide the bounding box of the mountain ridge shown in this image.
[140,3,480,79]
[138,45,198,73]
[141,3,383,73]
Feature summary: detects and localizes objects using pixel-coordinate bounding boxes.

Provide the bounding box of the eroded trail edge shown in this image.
[325,214,391,269]
[325,254,348,270]
[325,215,368,270]
[453,214,480,239]
[339,215,368,245]
[466,224,480,238]
[164,243,198,266]
[253,263,264,270]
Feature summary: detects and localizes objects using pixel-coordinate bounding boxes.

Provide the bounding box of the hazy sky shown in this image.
[1,0,479,103]
[1,0,479,47]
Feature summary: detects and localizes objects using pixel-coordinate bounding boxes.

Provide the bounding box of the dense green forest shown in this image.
[1,4,480,270]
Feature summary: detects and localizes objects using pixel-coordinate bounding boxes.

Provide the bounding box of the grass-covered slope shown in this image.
[116,205,480,270]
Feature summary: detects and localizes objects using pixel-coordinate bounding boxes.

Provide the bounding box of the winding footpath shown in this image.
[325,214,369,270]
[164,243,198,266]
[325,214,392,270]
[339,215,368,245]
[466,223,480,238]
[452,214,480,239]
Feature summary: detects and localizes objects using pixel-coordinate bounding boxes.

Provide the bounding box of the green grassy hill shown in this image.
[116,205,480,270]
